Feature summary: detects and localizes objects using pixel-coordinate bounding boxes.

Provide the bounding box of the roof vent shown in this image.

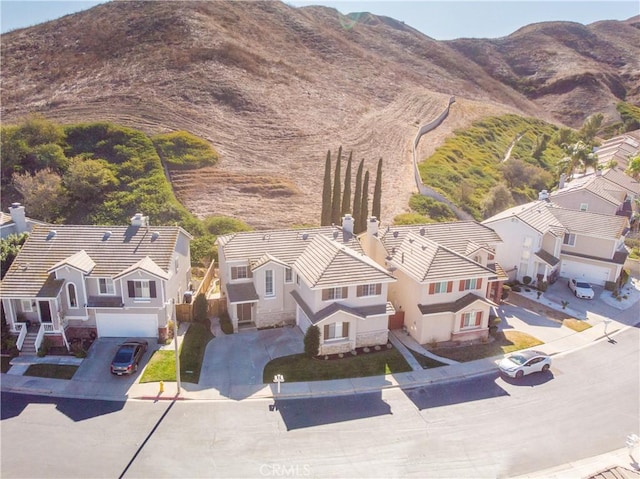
[393,231,399,238]
[421,245,428,251]
[262,234,271,241]
[103,231,112,241]
[46,230,57,240]
[302,233,309,240]
[420,228,426,236]
[333,231,339,239]
[151,231,160,241]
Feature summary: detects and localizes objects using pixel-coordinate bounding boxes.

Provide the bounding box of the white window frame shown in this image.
[563,233,576,246]
[462,278,478,291]
[67,283,79,309]
[231,265,249,280]
[98,278,115,295]
[285,267,293,284]
[461,311,479,329]
[325,287,346,301]
[324,322,349,341]
[133,280,151,299]
[357,283,381,297]
[579,203,588,212]
[265,269,275,297]
[21,299,33,312]
[434,281,448,294]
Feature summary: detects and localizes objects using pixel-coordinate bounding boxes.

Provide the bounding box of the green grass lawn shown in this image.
[24,364,78,380]
[140,320,213,384]
[408,349,447,369]
[429,331,543,363]
[263,348,411,383]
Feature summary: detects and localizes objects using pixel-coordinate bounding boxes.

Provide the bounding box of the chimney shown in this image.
[342,214,354,236]
[130,213,148,227]
[9,203,27,233]
[538,190,549,201]
[559,173,566,189]
[367,216,378,237]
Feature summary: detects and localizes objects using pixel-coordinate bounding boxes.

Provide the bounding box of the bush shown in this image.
[193,293,208,323]
[537,281,548,292]
[152,131,219,170]
[522,276,532,285]
[619,268,630,287]
[219,312,234,334]
[37,337,51,357]
[604,281,617,291]
[501,284,511,300]
[303,325,320,357]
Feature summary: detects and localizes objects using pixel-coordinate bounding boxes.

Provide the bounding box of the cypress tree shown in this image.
[341,151,352,215]
[331,146,342,225]
[358,170,370,234]
[372,157,382,221]
[352,160,364,233]
[321,150,332,226]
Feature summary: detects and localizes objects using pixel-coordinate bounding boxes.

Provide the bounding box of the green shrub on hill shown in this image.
[152,131,218,170]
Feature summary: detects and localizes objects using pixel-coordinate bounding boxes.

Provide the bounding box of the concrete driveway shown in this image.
[192,324,304,400]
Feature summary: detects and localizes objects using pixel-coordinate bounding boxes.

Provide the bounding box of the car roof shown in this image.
[512,350,547,359]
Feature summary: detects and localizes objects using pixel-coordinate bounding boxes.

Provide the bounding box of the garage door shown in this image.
[560,260,611,285]
[96,313,158,338]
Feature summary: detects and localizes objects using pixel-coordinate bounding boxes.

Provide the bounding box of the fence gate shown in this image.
[388,311,405,330]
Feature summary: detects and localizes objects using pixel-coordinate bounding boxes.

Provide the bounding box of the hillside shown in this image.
[1,1,638,228]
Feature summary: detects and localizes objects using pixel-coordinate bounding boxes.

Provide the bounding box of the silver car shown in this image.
[499,350,551,379]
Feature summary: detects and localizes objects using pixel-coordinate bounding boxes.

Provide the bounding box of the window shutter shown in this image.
[324,325,330,339]
[322,289,329,301]
[475,311,482,326]
[150,281,157,298]
[477,278,482,290]
[128,281,135,298]
[357,285,363,297]
[460,315,466,329]
[342,287,348,298]
[459,280,465,291]
[343,322,349,337]
[447,281,453,293]
[375,283,381,295]
[429,283,435,294]
[248,268,253,278]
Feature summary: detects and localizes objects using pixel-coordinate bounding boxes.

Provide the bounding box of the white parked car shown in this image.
[568,279,595,299]
[499,350,551,379]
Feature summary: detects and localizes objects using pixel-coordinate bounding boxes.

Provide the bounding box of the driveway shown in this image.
[193,324,304,400]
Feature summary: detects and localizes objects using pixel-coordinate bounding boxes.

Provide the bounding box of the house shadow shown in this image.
[1,392,125,421]
[271,391,392,430]
[402,372,509,410]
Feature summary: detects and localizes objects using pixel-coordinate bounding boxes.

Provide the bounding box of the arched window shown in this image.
[67,283,78,308]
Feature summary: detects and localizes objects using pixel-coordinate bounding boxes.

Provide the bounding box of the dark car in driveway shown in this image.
[110,340,148,375]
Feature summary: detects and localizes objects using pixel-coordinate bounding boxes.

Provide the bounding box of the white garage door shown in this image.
[96,313,158,338]
[560,260,611,285]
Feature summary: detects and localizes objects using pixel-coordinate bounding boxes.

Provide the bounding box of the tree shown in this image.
[558,141,597,176]
[357,170,370,234]
[12,168,66,223]
[372,157,382,221]
[0,233,28,279]
[579,113,604,143]
[321,151,332,226]
[627,155,640,180]
[352,160,364,233]
[303,325,320,357]
[481,183,515,219]
[193,293,209,323]
[331,146,342,225]
[341,151,352,215]
[63,157,119,202]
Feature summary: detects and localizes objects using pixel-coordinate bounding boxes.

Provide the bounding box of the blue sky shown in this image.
[1,1,638,39]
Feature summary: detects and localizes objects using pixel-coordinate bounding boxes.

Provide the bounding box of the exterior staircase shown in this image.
[20,330,39,356]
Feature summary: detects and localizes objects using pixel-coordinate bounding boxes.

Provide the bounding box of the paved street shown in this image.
[2,327,638,479]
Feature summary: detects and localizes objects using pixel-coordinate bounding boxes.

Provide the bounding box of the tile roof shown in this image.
[601,168,640,195]
[379,220,502,256]
[483,200,566,238]
[49,250,96,274]
[547,205,629,239]
[290,290,393,325]
[389,232,496,283]
[535,249,560,267]
[551,173,625,205]
[294,234,395,289]
[218,226,361,266]
[418,293,488,315]
[114,256,170,280]
[1,224,185,298]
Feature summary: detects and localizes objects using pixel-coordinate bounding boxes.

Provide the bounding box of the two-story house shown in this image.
[361,218,505,345]
[483,200,629,287]
[0,213,192,353]
[216,215,397,354]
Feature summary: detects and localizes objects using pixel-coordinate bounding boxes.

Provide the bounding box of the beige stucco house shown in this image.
[483,200,629,286]
[1,214,192,353]
[361,218,506,345]
[0,203,47,239]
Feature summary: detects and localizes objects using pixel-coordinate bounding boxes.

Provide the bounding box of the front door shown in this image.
[237,303,252,323]
[38,301,52,323]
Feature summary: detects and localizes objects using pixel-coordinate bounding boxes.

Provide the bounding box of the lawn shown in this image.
[408,349,447,369]
[24,364,78,380]
[429,331,543,363]
[262,348,411,383]
[563,318,592,332]
[140,320,213,384]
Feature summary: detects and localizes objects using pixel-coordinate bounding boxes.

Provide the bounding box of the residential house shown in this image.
[483,201,629,287]
[550,169,639,219]
[0,213,192,353]
[361,218,505,345]
[0,203,47,239]
[217,215,397,355]
[595,132,639,171]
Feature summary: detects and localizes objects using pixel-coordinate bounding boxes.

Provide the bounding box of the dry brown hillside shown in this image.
[1,1,638,228]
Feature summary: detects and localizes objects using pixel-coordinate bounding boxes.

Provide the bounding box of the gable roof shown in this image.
[217,226,360,266]
[418,293,489,315]
[389,232,495,283]
[114,256,170,281]
[293,234,395,288]
[290,290,394,325]
[379,220,502,256]
[1,224,186,298]
[601,168,640,196]
[483,200,566,238]
[547,205,629,239]
[49,250,96,274]
[551,173,626,206]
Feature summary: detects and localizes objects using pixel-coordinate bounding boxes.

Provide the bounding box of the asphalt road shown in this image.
[2,327,638,479]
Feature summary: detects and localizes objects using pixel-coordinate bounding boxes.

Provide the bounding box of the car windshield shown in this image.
[576,282,591,289]
[508,355,526,365]
[114,348,134,362]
